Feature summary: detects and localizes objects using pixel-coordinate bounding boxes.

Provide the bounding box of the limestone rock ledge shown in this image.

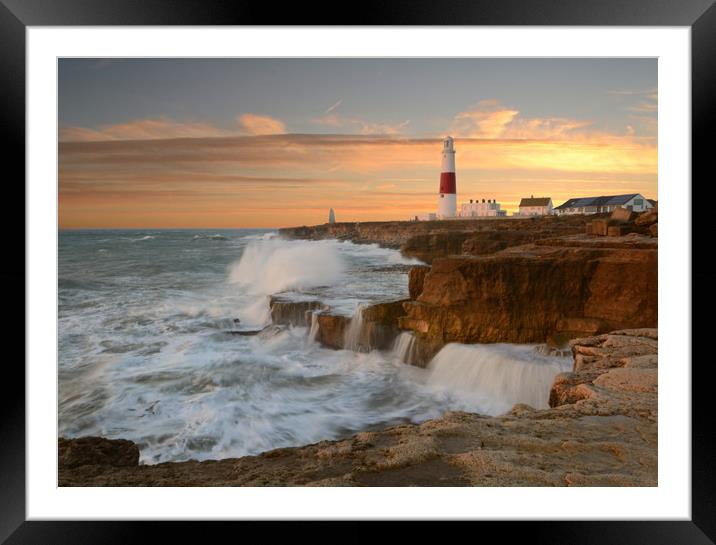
[279,215,594,264]
[400,234,657,365]
[59,329,657,487]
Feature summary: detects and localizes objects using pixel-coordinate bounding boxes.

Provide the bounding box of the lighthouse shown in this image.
[437,136,457,218]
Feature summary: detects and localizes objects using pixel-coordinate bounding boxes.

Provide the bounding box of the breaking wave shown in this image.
[228,238,346,295]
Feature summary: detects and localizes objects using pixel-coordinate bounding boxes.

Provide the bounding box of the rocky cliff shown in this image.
[400,233,657,365]
[58,329,657,487]
[279,215,595,264]
[278,214,657,365]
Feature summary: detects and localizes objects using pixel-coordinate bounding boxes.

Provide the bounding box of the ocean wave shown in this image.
[192,234,229,241]
[228,238,345,296]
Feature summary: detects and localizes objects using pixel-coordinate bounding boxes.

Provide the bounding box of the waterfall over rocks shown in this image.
[343,304,366,352]
[392,332,417,365]
[425,343,572,415]
[308,311,321,343]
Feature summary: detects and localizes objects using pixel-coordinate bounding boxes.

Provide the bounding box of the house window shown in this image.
[634,199,644,206]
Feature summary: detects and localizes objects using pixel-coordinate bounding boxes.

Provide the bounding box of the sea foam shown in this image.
[425,343,572,415]
[228,238,345,295]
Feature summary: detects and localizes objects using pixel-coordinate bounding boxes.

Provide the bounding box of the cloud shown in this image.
[608,88,658,115]
[324,99,343,114]
[59,129,657,227]
[236,113,286,135]
[358,120,411,135]
[449,100,594,140]
[629,101,658,113]
[608,88,652,96]
[312,113,343,127]
[311,114,410,135]
[61,113,289,142]
[60,117,232,142]
[59,133,656,177]
[451,100,520,138]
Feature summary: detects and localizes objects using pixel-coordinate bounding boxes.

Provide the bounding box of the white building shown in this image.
[458,198,507,217]
[554,194,654,215]
[412,213,437,221]
[518,196,553,216]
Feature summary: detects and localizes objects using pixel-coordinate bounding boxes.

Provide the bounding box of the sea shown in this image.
[58,229,571,464]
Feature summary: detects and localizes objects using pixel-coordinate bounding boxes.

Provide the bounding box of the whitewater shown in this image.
[59,229,571,464]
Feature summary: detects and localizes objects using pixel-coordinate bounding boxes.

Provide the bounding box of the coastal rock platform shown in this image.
[58,329,657,487]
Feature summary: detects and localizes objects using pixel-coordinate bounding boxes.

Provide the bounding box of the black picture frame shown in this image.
[3,0,712,541]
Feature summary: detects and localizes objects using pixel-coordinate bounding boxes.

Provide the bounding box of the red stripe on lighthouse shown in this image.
[439,172,456,194]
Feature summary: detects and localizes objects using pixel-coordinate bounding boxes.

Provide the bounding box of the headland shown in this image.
[60,207,658,486]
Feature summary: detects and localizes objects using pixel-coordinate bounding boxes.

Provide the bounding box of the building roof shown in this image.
[519,197,552,207]
[554,194,641,210]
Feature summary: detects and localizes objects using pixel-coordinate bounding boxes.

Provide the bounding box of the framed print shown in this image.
[4,0,713,541]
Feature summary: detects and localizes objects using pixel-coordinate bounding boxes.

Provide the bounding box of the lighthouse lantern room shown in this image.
[437,136,457,218]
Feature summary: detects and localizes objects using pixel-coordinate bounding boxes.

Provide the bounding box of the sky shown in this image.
[58,58,657,228]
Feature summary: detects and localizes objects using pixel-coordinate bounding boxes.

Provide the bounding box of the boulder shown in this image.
[635,207,658,226]
[548,371,599,406]
[550,328,658,406]
[315,314,349,349]
[58,436,139,468]
[589,218,611,236]
[649,223,658,237]
[610,207,637,223]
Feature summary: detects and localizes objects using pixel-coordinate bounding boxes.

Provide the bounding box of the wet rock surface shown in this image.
[310,300,408,351]
[269,296,327,327]
[59,329,657,487]
[59,436,140,469]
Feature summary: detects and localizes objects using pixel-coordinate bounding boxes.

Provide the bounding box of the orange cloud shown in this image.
[237,114,286,135]
[60,114,291,142]
[451,100,520,138]
[59,132,657,229]
[450,99,610,141]
[59,117,232,142]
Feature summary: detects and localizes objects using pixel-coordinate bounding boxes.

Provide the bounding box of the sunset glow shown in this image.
[58,58,657,228]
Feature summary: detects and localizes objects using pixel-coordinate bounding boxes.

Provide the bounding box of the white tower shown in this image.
[437,136,457,218]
